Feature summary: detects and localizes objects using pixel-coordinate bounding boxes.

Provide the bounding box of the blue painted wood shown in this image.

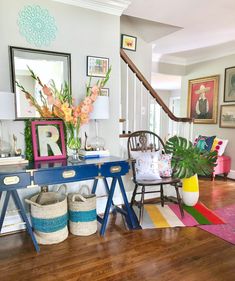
[103,178,116,214]
[0,191,10,232]
[100,161,129,178]
[100,177,117,236]
[92,178,98,194]
[0,172,31,191]
[117,176,138,229]
[34,164,99,186]
[11,190,40,252]
[0,157,133,249]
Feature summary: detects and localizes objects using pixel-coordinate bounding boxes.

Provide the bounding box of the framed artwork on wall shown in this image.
[100,88,109,96]
[121,34,137,51]
[224,66,235,102]
[89,87,109,96]
[188,75,219,124]
[31,120,66,161]
[220,104,235,128]
[87,56,109,77]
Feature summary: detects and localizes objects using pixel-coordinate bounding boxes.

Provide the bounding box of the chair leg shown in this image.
[160,184,164,207]
[175,185,184,218]
[131,184,138,207]
[139,186,145,224]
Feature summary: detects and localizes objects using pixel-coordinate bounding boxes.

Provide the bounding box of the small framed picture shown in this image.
[188,75,219,124]
[31,120,66,161]
[100,88,109,96]
[89,87,109,96]
[220,104,235,128]
[121,34,137,51]
[224,66,235,102]
[87,56,109,77]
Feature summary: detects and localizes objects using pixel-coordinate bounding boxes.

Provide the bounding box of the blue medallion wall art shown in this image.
[17,5,57,47]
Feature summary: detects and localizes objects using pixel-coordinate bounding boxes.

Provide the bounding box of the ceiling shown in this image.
[151,73,181,90]
[124,0,235,65]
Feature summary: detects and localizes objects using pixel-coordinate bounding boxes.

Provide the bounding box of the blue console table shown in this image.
[0,156,137,252]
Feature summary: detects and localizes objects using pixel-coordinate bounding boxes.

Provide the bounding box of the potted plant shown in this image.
[165,136,217,206]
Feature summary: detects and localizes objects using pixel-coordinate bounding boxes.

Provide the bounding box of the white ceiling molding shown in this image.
[53,0,131,16]
[154,48,235,67]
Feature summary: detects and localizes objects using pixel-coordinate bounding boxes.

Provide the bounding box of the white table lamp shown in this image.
[90,96,109,150]
[0,92,15,120]
[0,92,16,157]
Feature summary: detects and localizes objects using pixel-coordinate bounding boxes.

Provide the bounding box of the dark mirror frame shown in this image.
[9,46,72,120]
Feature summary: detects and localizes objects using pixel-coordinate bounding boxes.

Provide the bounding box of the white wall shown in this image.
[181,54,235,171]
[0,0,120,155]
[0,0,122,231]
[120,15,152,132]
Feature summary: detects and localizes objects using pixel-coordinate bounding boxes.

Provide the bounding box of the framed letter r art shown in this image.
[31,120,66,161]
[188,75,219,124]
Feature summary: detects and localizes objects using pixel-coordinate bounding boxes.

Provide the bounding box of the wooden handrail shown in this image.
[120,49,193,123]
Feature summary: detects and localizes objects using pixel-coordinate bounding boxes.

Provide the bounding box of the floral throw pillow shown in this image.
[211,138,228,156]
[158,154,172,178]
[131,151,162,181]
[194,135,216,152]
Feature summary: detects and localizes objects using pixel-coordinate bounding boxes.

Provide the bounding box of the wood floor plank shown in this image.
[0,178,235,281]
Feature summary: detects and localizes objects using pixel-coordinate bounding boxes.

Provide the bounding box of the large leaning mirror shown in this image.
[10,46,71,119]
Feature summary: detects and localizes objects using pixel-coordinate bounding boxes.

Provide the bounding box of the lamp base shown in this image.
[90,136,105,151]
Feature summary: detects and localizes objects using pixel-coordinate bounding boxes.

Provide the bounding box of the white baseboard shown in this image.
[228,170,235,180]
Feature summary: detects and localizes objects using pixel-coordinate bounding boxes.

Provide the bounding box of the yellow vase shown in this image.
[182,174,199,206]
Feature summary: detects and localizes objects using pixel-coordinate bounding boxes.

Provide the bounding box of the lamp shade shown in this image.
[90,96,109,120]
[0,92,15,120]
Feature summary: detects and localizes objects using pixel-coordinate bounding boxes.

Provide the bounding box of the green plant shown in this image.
[165,136,217,179]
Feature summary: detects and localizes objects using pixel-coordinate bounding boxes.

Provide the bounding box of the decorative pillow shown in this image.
[211,138,228,156]
[158,154,172,178]
[194,135,216,151]
[131,151,162,181]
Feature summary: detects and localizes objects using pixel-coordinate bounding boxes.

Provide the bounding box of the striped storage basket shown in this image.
[25,185,68,245]
[68,186,97,236]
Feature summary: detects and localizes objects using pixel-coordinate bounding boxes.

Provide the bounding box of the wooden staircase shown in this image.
[119,49,193,140]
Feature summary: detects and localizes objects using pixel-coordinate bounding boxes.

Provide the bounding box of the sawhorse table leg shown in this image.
[0,190,40,253]
[92,176,138,236]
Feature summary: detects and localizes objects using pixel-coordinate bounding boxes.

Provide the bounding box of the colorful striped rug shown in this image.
[133,202,224,229]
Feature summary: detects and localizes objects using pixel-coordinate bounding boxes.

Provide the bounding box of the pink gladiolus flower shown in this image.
[54,99,61,107]
[42,85,53,96]
[90,93,98,102]
[73,111,79,118]
[91,85,99,96]
[47,95,55,105]
[83,97,92,105]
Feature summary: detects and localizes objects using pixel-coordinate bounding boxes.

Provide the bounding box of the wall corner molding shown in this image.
[53,0,131,16]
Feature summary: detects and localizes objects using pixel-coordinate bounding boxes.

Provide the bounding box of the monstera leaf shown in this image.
[165,136,217,179]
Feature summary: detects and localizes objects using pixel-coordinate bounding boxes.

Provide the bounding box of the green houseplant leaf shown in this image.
[165,136,218,179]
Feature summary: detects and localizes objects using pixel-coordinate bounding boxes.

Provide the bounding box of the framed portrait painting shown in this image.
[224,66,235,102]
[87,56,109,78]
[121,34,137,52]
[31,120,66,161]
[220,104,235,128]
[188,75,219,124]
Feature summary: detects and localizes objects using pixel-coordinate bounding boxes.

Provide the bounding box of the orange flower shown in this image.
[41,106,53,117]
[81,104,90,114]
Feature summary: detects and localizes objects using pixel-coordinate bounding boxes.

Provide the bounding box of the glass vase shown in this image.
[66,124,81,163]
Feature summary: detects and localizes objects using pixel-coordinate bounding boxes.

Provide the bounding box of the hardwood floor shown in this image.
[0,178,235,281]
